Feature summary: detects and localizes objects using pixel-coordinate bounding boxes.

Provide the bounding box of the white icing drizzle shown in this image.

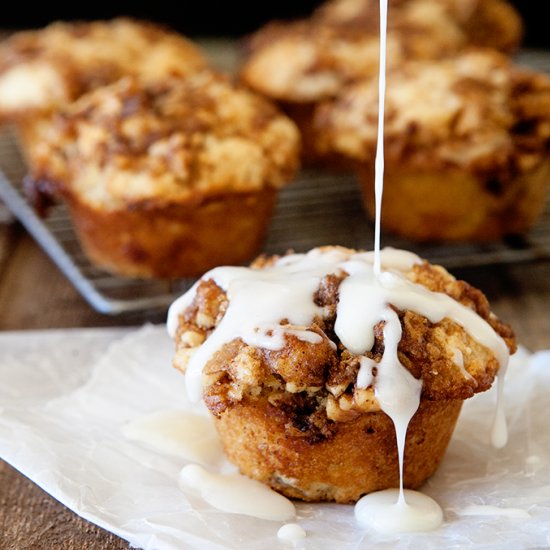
[123,411,298,521]
[375,307,422,504]
[165,0,511,533]
[491,373,508,448]
[178,464,296,521]
[168,249,508,407]
[452,347,464,368]
[360,0,453,533]
[355,489,444,533]
[373,0,388,277]
[357,356,377,389]
[265,326,324,347]
[451,347,475,382]
[354,0,508,532]
[277,523,307,541]
[122,409,223,467]
[166,249,421,341]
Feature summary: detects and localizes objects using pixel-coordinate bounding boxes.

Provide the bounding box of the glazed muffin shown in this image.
[24,72,301,278]
[314,49,550,242]
[238,0,523,167]
[0,18,208,123]
[168,246,516,503]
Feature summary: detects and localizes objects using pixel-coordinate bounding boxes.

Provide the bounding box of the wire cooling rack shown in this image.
[1,125,550,316]
[1,48,550,315]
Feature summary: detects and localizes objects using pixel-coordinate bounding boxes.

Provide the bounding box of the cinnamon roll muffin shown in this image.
[315,0,523,54]
[168,246,516,503]
[238,0,523,167]
[314,49,550,241]
[24,72,301,278]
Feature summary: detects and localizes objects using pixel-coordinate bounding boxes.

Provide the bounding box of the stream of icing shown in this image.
[373,0,387,277]
[355,0,508,532]
[358,3,439,523]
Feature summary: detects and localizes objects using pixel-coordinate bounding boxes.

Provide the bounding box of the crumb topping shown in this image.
[26,72,301,209]
[313,50,550,178]
[172,250,516,424]
[315,0,523,53]
[0,18,208,117]
[238,0,522,103]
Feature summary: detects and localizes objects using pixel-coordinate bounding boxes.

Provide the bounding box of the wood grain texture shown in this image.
[0,462,129,550]
[0,229,164,331]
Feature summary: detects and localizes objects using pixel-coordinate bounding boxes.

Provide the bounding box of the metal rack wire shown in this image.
[1,124,549,315]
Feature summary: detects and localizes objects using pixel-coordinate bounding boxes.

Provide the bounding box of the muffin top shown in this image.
[315,0,523,53]
[238,0,523,104]
[168,246,516,422]
[0,18,208,120]
[313,49,550,179]
[26,72,301,210]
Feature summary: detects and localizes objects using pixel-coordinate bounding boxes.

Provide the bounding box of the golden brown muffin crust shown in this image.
[314,50,550,182]
[239,0,523,104]
[171,248,516,502]
[173,253,516,423]
[0,18,208,120]
[26,72,301,210]
[214,395,463,502]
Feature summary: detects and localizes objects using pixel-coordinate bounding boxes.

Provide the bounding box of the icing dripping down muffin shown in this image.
[168,246,516,503]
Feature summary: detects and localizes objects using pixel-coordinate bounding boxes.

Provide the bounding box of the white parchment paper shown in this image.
[0,324,549,549]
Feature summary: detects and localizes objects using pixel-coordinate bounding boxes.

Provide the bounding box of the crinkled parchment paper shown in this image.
[0,324,549,549]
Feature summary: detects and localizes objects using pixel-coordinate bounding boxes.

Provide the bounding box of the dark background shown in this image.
[0,1,547,49]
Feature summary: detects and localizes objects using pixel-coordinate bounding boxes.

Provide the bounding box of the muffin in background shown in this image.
[0,17,211,185]
[168,246,516,503]
[0,18,208,124]
[24,72,301,278]
[315,0,523,54]
[238,0,524,168]
[314,49,550,242]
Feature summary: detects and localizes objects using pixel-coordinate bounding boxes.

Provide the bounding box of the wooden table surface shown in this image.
[1,38,550,550]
